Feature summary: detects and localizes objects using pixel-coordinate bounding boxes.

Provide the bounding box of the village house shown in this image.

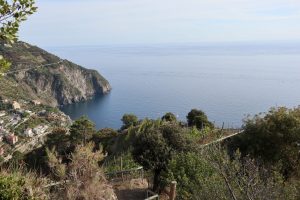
[33,125,49,135]
[25,110,33,114]
[31,100,41,105]
[10,114,21,126]
[0,111,6,117]
[38,110,47,116]
[0,147,4,156]
[12,101,21,110]
[0,135,3,142]
[0,126,6,134]
[6,133,18,145]
[24,128,34,137]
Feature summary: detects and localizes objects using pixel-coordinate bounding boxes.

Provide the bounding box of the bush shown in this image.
[161,112,177,122]
[187,109,214,130]
[228,107,300,177]
[121,114,138,130]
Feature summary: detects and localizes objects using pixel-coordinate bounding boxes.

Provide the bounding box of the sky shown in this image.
[19,0,300,47]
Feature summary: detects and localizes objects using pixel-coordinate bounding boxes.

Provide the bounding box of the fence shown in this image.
[105,166,144,182]
[145,190,159,200]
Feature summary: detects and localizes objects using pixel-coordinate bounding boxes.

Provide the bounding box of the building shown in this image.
[0,147,4,156]
[6,133,18,145]
[24,128,34,137]
[0,126,6,134]
[12,101,21,110]
[33,125,49,135]
[0,111,6,117]
[31,100,41,105]
[0,135,3,142]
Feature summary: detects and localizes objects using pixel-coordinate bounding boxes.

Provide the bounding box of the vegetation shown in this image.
[187,108,214,130]
[70,116,96,145]
[0,169,49,200]
[121,113,138,130]
[1,107,300,199]
[161,112,177,122]
[46,143,116,200]
[0,0,37,71]
[228,106,300,177]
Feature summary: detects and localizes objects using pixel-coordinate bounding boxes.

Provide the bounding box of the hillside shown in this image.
[0,41,111,106]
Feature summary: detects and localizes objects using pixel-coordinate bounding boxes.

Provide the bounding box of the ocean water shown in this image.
[47,43,300,129]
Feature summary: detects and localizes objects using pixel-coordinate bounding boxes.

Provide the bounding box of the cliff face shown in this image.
[0,41,111,106]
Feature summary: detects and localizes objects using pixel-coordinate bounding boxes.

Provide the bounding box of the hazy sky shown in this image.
[19,0,300,47]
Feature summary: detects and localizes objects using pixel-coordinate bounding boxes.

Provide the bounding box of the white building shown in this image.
[33,125,49,135]
[0,111,6,117]
[0,147,4,156]
[12,101,21,110]
[31,100,41,105]
[24,128,34,137]
[0,126,6,134]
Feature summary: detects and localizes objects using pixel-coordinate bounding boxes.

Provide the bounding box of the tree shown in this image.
[187,109,214,130]
[161,152,216,200]
[132,128,171,192]
[160,123,197,152]
[70,116,96,145]
[121,114,138,130]
[228,107,300,177]
[131,122,198,191]
[0,0,37,71]
[161,112,177,122]
[92,128,118,151]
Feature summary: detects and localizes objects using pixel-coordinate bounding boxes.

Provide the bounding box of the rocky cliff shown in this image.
[0,41,111,106]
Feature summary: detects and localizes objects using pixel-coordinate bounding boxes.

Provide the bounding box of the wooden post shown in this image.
[121,157,124,181]
[169,181,177,200]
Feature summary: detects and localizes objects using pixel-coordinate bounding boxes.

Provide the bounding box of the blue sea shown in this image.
[47,42,300,129]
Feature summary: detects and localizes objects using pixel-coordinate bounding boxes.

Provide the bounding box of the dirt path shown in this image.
[112,178,149,200]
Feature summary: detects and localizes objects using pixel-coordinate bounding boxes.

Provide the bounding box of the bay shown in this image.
[47,43,300,129]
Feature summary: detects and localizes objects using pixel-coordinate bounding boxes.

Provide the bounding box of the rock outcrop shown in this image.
[0,41,111,106]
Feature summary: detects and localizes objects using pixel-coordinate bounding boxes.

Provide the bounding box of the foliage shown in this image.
[161,152,216,200]
[186,109,214,130]
[0,173,26,200]
[70,116,96,145]
[0,55,10,73]
[161,112,177,122]
[131,122,198,191]
[161,144,299,200]
[132,128,171,191]
[203,144,299,200]
[92,128,118,151]
[104,152,140,174]
[0,0,37,71]
[121,113,138,130]
[0,169,50,200]
[47,143,116,200]
[228,107,300,177]
[160,123,197,152]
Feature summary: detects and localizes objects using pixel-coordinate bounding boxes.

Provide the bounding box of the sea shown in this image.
[46,42,300,129]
